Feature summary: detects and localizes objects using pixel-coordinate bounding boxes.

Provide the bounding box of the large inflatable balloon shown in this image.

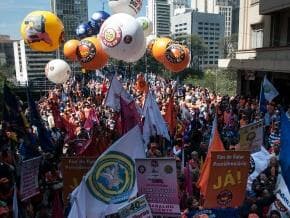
[146,35,158,55]
[90,11,110,34]
[123,39,146,62]
[99,13,145,61]
[163,44,191,73]
[76,22,94,39]
[63,39,80,61]
[152,37,172,63]
[136,17,153,36]
[45,59,71,84]
[108,0,142,17]
[20,11,64,52]
[76,36,109,70]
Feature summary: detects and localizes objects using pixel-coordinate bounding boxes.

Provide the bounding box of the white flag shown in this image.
[275,174,290,212]
[143,92,170,146]
[247,146,270,191]
[13,184,18,218]
[263,76,279,102]
[104,75,133,111]
[268,198,290,218]
[68,126,146,218]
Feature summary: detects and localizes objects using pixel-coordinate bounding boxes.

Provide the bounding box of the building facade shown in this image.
[0,35,15,66]
[147,0,171,36]
[219,0,290,104]
[171,10,224,70]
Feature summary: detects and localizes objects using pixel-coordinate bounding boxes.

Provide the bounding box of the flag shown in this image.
[104,75,133,111]
[51,102,64,129]
[143,92,170,146]
[247,146,271,191]
[268,198,289,218]
[197,121,225,197]
[13,184,18,218]
[262,76,279,102]
[68,126,146,218]
[275,174,290,212]
[120,97,141,134]
[27,86,54,152]
[164,96,177,136]
[84,109,99,131]
[259,82,267,113]
[279,113,290,192]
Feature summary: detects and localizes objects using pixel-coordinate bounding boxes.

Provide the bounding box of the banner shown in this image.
[118,195,153,218]
[204,151,250,208]
[61,157,95,203]
[186,208,240,218]
[135,158,180,216]
[20,156,42,201]
[239,120,263,153]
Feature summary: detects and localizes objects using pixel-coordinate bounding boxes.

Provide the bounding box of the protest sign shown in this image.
[239,120,263,153]
[135,158,180,216]
[60,157,95,202]
[204,151,250,208]
[20,156,42,201]
[118,195,153,218]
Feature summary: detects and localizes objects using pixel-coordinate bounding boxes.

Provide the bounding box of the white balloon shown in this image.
[45,59,71,84]
[136,17,153,36]
[99,13,145,61]
[123,38,146,62]
[108,0,142,17]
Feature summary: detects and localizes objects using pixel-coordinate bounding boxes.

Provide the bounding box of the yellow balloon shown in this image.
[20,11,64,52]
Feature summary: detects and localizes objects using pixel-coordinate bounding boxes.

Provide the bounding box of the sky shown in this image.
[0,0,146,40]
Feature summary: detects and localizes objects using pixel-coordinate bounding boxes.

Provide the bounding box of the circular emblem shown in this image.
[164,165,173,174]
[165,43,185,64]
[86,151,135,204]
[101,25,122,48]
[124,35,133,44]
[274,199,287,213]
[138,165,146,174]
[246,131,256,141]
[249,156,255,175]
[217,189,233,206]
[76,40,96,63]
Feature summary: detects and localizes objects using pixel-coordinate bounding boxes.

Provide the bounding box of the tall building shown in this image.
[171,10,224,70]
[147,0,171,36]
[0,35,15,66]
[219,0,290,103]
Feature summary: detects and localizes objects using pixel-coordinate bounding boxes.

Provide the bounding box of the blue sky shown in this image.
[0,0,146,40]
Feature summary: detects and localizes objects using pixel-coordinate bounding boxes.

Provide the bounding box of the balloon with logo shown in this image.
[136,17,152,37]
[108,0,142,17]
[76,22,94,39]
[152,37,172,63]
[63,39,80,61]
[45,59,71,84]
[90,11,110,34]
[76,36,109,70]
[146,35,158,55]
[163,44,191,73]
[99,13,145,62]
[123,38,146,62]
[20,10,64,52]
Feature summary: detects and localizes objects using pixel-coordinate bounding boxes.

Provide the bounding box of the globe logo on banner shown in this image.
[86,151,135,204]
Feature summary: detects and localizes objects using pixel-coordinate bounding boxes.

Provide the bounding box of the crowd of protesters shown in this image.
[0,71,289,218]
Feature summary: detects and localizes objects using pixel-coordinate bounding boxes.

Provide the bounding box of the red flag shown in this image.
[51,103,64,129]
[62,118,76,142]
[84,109,99,131]
[120,97,141,134]
[197,122,225,197]
[52,190,64,218]
[164,97,177,136]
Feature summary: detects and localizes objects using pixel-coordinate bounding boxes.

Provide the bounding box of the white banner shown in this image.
[13,40,28,85]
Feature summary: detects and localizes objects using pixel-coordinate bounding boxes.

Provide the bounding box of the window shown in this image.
[287,17,290,45]
[251,23,263,48]
[209,61,213,64]
[270,14,280,47]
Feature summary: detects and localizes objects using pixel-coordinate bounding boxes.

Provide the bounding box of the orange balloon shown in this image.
[151,37,172,63]
[163,44,190,73]
[76,37,109,70]
[63,39,80,61]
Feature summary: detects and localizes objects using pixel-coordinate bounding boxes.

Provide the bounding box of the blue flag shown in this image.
[26,86,54,152]
[259,82,267,113]
[279,113,290,191]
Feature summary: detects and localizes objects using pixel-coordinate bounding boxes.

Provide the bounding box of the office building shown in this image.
[219,0,290,103]
[172,10,224,70]
[0,35,15,66]
[147,0,171,36]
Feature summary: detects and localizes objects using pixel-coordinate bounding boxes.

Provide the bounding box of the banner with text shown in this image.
[204,151,250,208]
[20,156,42,201]
[118,195,153,218]
[135,158,180,216]
[60,157,95,202]
[239,120,263,153]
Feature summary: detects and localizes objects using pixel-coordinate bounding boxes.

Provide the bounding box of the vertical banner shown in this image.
[60,157,95,202]
[204,151,250,208]
[20,156,42,201]
[135,158,180,216]
[118,195,153,218]
[239,120,263,153]
[13,40,28,86]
